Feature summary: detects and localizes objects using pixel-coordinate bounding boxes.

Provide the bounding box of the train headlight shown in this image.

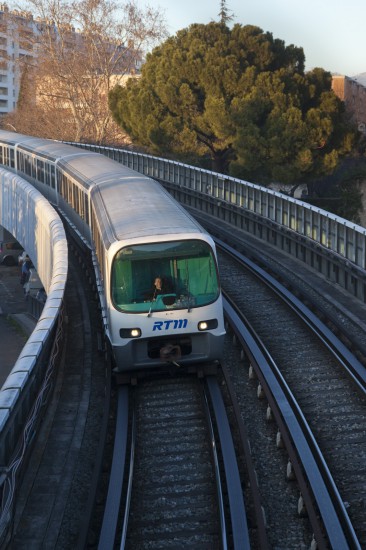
[120,328,142,339]
[198,319,218,331]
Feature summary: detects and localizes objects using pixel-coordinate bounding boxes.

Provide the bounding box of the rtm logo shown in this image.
[153,319,188,331]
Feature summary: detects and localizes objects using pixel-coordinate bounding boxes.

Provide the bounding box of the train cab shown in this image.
[108,235,224,370]
[111,238,220,314]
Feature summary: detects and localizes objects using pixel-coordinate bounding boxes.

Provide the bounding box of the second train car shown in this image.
[0,131,225,372]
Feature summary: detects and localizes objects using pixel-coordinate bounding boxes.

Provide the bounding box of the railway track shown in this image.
[124,376,223,548]
[7,217,366,549]
[94,370,263,549]
[217,240,366,548]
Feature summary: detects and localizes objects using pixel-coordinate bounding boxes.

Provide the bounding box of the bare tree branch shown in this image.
[7,0,167,142]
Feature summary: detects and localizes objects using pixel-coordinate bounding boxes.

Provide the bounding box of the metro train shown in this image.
[0,131,225,372]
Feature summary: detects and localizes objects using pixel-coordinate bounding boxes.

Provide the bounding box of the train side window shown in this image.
[45,164,50,186]
[58,174,63,196]
[31,157,36,178]
[74,183,79,212]
[91,207,104,282]
[20,153,25,173]
[79,189,83,218]
[98,236,104,282]
[57,171,62,194]
[62,174,68,199]
[83,193,88,221]
[25,155,31,175]
[10,148,15,168]
[3,146,9,166]
[17,151,22,171]
[70,181,75,208]
[58,173,64,197]
[90,205,95,237]
[51,165,55,188]
[85,198,89,224]
[37,159,45,183]
[68,179,73,204]
[79,189,85,219]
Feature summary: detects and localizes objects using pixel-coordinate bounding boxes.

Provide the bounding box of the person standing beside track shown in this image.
[20,255,32,297]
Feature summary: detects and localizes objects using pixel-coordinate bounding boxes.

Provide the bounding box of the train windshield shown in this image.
[111,239,220,313]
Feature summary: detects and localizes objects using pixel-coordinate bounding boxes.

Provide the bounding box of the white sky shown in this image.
[152,0,365,77]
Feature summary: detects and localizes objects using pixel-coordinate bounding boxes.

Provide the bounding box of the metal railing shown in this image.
[69,142,366,301]
[0,167,68,545]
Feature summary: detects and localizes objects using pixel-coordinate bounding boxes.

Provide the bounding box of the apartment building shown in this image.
[0,3,38,114]
[0,3,142,116]
[332,75,366,134]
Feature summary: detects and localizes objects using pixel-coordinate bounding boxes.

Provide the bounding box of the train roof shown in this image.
[1,131,207,246]
[55,143,206,244]
[0,131,90,163]
[91,173,205,245]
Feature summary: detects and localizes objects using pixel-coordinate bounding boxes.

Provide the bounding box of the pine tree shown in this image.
[218,0,233,25]
[109,22,356,183]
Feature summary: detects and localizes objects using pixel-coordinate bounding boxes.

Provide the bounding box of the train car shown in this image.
[0,130,225,372]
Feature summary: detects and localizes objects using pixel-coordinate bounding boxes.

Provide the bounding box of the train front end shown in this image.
[107,236,225,372]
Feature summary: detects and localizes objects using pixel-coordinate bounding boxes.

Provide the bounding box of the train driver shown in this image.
[149,276,174,301]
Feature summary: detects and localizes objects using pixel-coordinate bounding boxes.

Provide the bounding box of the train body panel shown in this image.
[92,176,204,245]
[0,130,225,372]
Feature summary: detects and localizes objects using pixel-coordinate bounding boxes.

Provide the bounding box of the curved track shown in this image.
[6,209,366,549]
[218,241,366,548]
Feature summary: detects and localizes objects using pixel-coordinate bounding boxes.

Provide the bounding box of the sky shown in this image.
[152,0,365,77]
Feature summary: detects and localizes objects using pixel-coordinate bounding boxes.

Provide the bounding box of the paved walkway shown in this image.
[0,265,37,387]
[0,316,28,387]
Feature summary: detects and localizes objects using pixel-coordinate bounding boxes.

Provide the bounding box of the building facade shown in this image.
[332,75,366,135]
[0,2,142,116]
[0,3,36,114]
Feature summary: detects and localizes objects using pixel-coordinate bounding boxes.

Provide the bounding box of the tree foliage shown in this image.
[109,22,356,183]
[218,0,233,26]
[307,160,366,224]
[5,0,167,143]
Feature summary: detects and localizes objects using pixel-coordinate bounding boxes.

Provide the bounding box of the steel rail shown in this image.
[205,375,251,549]
[98,385,129,550]
[119,402,136,549]
[217,238,366,393]
[220,362,270,550]
[223,295,361,549]
[201,381,228,550]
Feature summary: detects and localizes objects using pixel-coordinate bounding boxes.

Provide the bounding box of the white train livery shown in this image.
[0,131,225,372]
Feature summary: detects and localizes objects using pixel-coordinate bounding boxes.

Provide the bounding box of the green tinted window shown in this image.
[111,240,219,313]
